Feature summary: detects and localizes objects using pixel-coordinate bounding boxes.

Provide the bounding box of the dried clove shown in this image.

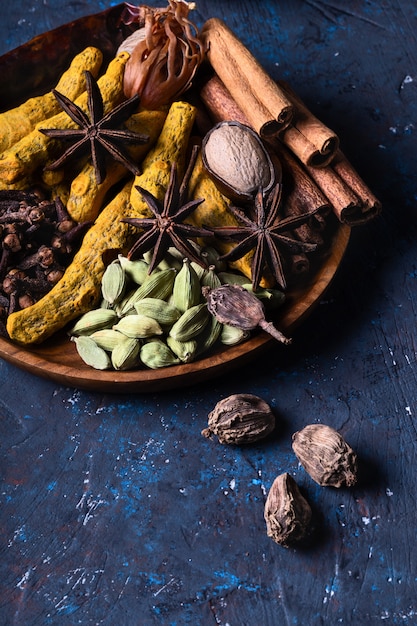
[0,189,89,326]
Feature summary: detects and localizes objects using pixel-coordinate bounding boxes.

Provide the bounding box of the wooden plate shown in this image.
[0,4,351,392]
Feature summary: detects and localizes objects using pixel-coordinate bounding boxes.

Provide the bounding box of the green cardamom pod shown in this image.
[218,271,249,286]
[90,328,127,352]
[118,268,176,316]
[101,260,127,305]
[201,246,227,271]
[169,302,209,342]
[70,308,118,337]
[201,265,222,290]
[172,258,202,313]
[140,339,180,369]
[162,249,183,271]
[195,315,222,355]
[190,261,206,280]
[262,289,286,311]
[111,336,141,371]
[118,254,150,285]
[167,240,203,263]
[99,298,113,310]
[242,284,286,310]
[166,335,198,363]
[134,298,181,328]
[72,335,112,370]
[220,324,250,346]
[113,314,163,339]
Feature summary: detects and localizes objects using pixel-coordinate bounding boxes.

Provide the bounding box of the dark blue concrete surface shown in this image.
[1,1,417,624]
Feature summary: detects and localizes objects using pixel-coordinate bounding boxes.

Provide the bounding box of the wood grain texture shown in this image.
[1,1,417,625]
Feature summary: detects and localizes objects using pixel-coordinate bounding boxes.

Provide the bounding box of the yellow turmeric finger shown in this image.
[67,107,168,223]
[0,177,35,192]
[0,47,103,153]
[130,101,197,213]
[7,101,196,345]
[0,52,130,185]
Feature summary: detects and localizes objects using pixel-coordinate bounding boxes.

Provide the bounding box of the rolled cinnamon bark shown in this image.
[277,80,339,168]
[305,163,362,224]
[199,75,247,127]
[198,73,380,227]
[200,18,294,137]
[199,75,331,234]
[305,156,381,226]
[332,151,382,223]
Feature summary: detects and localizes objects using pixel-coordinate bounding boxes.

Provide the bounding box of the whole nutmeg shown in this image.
[202,393,275,444]
[201,121,278,203]
[264,472,312,547]
[292,424,358,488]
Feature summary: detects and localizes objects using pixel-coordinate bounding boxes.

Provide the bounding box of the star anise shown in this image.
[211,184,319,291]
[123,146,213,273]
[40,70,149,184]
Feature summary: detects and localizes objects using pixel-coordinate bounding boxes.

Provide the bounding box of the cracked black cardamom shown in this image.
[202,393,275,444]
[292,423,358,488]
[264,472,312,547]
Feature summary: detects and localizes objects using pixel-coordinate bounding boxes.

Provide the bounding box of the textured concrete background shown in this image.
[1,1,417,624]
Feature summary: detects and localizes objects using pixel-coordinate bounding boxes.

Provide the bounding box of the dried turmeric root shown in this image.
[130,101,196,213]
[0,47,103,153]
[7,101,197,345]
[0,52,130,184]
[67,107,168,223]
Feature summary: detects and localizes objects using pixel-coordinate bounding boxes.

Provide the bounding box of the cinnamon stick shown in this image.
[198,74,380,227]
[278,80,339,168]
[199,75,248,127]
[304,156,381,226]
[332,151,382,223]
[304,163,362,225]
[200,75,331,236]
[200,18,294,137]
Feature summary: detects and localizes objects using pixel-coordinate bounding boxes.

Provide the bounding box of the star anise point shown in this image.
[212,185,319,291]
[40,70,149,184]
[123,149,212,273]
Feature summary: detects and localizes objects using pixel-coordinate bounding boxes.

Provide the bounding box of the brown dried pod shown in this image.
[202,393,275,444]
[264,473,312,547]
[202,283,291,345]
[201,121,278,204]
[292,424,358,488]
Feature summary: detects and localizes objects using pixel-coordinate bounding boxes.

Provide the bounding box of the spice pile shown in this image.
[0,190,89,336]
[0,1,380,373]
